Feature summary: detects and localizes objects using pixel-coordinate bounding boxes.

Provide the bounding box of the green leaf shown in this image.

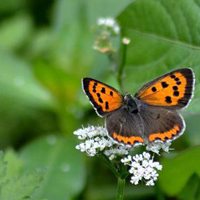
[0,51,56,147]
[0,150,43,200]
[0,14,32,50]
[159,146,200,196]
[178,173,200,200]
[184,113,200,146]
[118,0,200,113]
[3,149,23,177]
[0,51,54,108]
[33,63,82,133]
[20,135,86,200]
[34,63,79,103]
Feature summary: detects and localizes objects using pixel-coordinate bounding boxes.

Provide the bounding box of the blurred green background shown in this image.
[0,0,200,199]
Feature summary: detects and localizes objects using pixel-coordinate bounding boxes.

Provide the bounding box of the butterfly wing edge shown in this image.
[82,77,104,117]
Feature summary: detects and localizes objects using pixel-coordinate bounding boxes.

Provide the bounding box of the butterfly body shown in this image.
[82,68,195,146]
[122,94,140,114]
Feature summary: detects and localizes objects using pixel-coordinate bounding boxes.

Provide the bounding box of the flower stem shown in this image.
[116,177,126,200]
[117,41,128,92]
[100,154,119,178]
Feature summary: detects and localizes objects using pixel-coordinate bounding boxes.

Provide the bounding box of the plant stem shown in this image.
[116,177,126,200]
[100,154,119,178]
[117,41,128,92]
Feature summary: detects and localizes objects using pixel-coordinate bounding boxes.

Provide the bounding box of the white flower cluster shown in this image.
[74,126,130,159]
[74,126,164,186]
[104,145,130,160]
[93,17,121,53]
[121,152,162,186]
[146,140,172,154]
[97,17,120,35]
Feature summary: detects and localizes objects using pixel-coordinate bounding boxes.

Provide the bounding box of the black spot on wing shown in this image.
[151,87,157,92]
[101,87,106,93]
[165,96,172,104]
[170,73,182,86]
[161,81,169,88]
[98,98,103,103]
[92,82,98,93]
[175,77,180,81]
[170,74,176,79]
[105,101,109,110]
[96,93,103,103]
[173,91,179,96]
[173,86,178,90]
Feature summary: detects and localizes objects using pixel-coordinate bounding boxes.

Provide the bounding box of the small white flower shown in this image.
[122,37,131,45]
[74,126,130,158]
[143,152,151,160]
[133,154,143,162]
[146,140,172,154]
[142,159,149,168]
[130,161,141,169]
[93,17,120,53]
[97,18,106,26]
[121,155,132,164]
[146,179,155,186]
[74,126,107,140]
[97,18,114,27]
[121,152,162,186]
[97,17,120,34]
[130,176,140,185]
[104,145,130,160]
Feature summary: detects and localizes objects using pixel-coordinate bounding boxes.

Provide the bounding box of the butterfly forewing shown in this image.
[82,78,123,116]
[135,68,195,109]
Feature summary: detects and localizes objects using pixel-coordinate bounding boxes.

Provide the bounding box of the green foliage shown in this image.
[179,174,200,200]
[118,0,200,113]
[159,147,200,196]
[0,14,32,50]
[19,135,86,200]
[0,51,56,147]
[0,150,43,200]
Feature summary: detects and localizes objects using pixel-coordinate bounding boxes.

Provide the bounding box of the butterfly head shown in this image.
[123,94,139,114]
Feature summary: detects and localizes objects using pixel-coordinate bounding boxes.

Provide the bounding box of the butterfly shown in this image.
[82,68,195,146]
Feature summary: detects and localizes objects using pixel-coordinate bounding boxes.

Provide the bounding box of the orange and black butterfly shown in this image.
[82,68,195,146]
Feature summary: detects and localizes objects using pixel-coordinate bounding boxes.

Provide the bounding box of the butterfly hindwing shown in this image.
[135,68,195,109]
[139,105,185,143]
[82,78,123,116]
[106,108,144,145]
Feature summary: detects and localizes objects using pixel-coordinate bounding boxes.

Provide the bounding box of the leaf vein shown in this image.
[128,29,200,50]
